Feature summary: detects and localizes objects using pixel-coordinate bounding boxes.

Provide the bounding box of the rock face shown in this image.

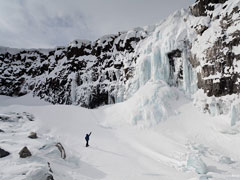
[0,28,147,108]
[191,4,240,98]
[191,0,228,17]
[19,146,32,158]
[0,148,10,158]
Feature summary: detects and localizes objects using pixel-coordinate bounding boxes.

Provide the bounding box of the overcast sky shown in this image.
[0,0,195,49]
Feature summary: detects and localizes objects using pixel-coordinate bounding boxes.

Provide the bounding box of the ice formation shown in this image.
[187,154,208,174]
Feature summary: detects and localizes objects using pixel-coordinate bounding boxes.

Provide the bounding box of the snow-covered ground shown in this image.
[0,85,240,180]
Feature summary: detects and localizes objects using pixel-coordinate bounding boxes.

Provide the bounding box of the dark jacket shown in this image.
[85,132,91,141]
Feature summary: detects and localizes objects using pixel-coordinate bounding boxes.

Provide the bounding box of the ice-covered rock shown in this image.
[25,166,54,180]
[23,112,35,121]
[0,114,17,122]
[219,156,234,164]
[0,112,35,124]
[199,175,212,180]
[40,142,66,160]
[231,100,240,126]
[187,154,208,174]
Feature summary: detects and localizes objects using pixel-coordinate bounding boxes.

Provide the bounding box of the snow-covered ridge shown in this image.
[0,46,52,55]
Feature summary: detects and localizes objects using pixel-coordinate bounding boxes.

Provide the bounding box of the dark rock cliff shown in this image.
[0,28,147,108]
[191,0,228,17]
[190,2,240,98]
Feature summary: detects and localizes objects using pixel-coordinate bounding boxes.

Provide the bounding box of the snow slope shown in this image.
[0,84,240,180]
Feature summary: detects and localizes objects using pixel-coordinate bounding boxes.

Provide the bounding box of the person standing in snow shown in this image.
[85,132,92,147]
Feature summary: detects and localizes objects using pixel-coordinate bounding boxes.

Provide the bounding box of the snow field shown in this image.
[0,83,240,180]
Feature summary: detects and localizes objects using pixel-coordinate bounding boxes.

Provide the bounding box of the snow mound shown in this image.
[102,80,179,128]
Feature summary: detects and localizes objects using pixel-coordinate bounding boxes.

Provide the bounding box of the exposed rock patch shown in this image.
[19,146,32,158]
[0,114,13,122]
[194,24,208,35]
[0,112,35,122]
[167,49,183,86]
[191,0,228,17]
[46,174,54,180]
[28,132,38,139]
[0,148,10,158]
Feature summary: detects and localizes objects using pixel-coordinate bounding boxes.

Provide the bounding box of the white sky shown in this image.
[0,0,195,48]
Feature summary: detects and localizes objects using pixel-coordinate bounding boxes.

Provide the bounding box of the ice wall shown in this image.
[112,9,202,126]
[125,9,198,100]
[124,2,239,126]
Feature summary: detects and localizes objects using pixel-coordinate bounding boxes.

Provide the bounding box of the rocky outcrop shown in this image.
[0,148,10,158]
[193,6,240,97]
[191,0,228,17]
[28,132,38,139]
[194,24,208,35]
[19,146,32,158]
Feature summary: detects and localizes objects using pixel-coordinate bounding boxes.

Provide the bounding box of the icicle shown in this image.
[231,104,240,126]
[70,72,77,105]
[182,40,190,95]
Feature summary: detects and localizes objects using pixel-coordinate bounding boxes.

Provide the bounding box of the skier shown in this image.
[85,132,92,147]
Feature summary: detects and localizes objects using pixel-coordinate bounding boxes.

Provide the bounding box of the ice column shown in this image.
[70,72,77,104]
[182,40,197,96]
[151,46,161,82]
[231,103,240,126]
